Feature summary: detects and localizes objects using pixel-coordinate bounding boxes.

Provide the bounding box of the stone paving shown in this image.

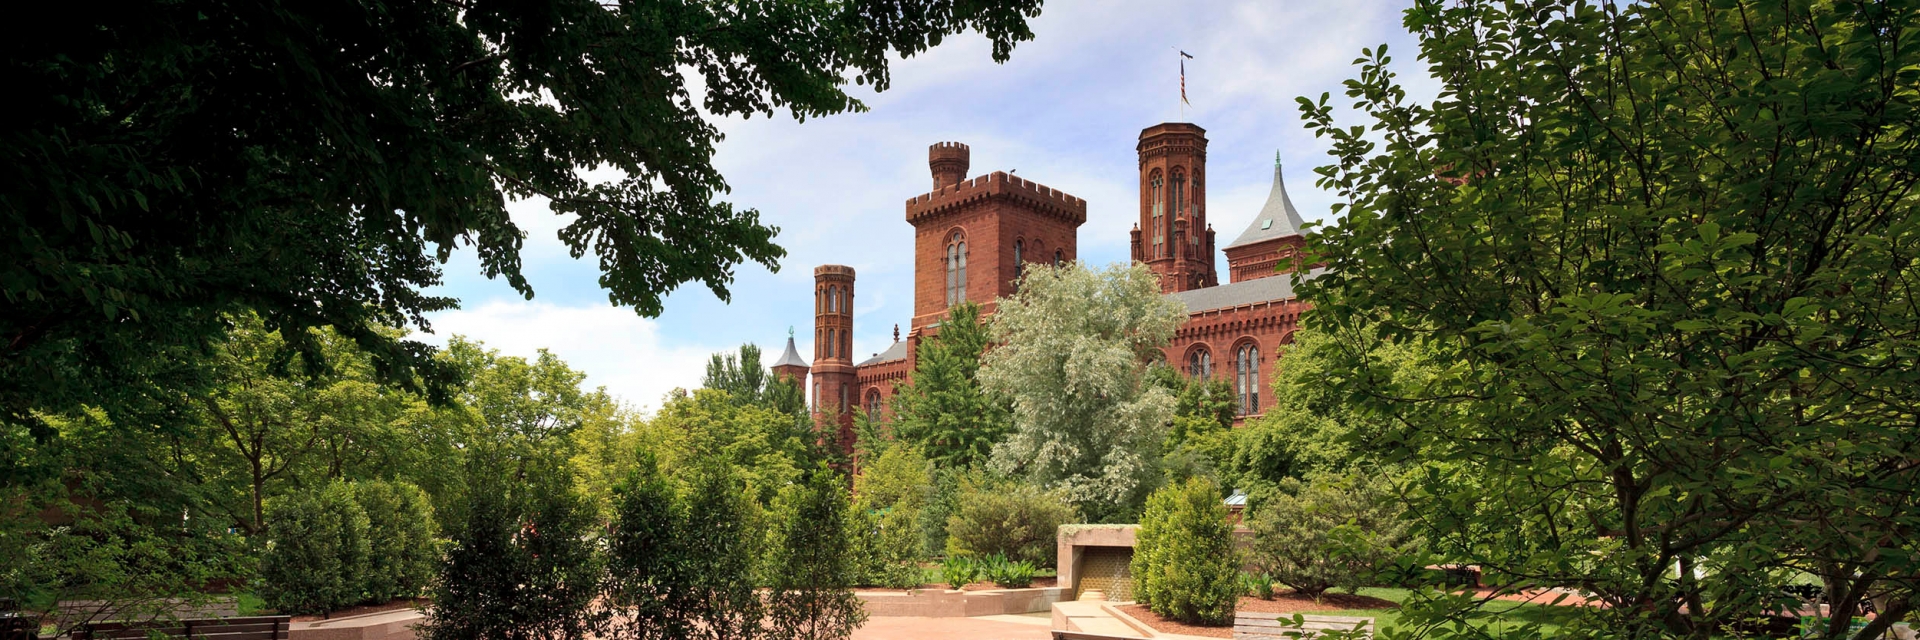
[852,613,1053,640]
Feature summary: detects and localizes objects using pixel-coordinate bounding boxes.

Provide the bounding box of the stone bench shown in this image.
[1233,612,1372,639]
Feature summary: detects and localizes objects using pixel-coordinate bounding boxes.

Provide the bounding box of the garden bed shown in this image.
[1114,594,1399,638]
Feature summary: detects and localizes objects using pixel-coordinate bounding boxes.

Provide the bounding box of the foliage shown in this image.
[917,467,966,559]
[944,479,1076,567]
[1300,0,1920,636]
[420,445,602,640]
[259,482,370,615]
[647,389,806,505]
[763,470,867,640]
[602,452,682,640]
[891,303,1011,469]
[1131,477,1238,626]
[979,262,1185,520]
[851,446,933,588]
[4,500,248,634]
[352,481,438,604]
[1240,572,1276,600]
[977,555,1037,589]
[941,556,979,590]
[4,0,1051,439]
[1246,472,1413,598]
[1151,365,1237,485]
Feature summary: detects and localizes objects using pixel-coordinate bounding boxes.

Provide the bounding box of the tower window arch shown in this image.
[1014,239,1025,282]
[827,328,837,358]
[1149,170,1165,259]
[1054,249,1064,266]
[866,389,882,418]
[945,232,968,306]
[1235,341,1261,415]
[1187,347,1213,378]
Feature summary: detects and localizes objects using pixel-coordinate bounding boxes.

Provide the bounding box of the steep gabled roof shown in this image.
[771,334,809,369]
[1167,268,1325,313]
[1226,153,1309,249]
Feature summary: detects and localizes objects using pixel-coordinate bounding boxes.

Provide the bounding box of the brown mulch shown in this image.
[1117,594,1401,639]
[289,598,428,623]
[856,576,1061,593]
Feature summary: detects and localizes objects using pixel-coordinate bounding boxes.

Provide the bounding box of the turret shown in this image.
[930,142,971,190]
[811,265,858,445]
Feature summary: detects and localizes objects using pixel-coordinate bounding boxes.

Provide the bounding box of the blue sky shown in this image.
[419,1,1439,413]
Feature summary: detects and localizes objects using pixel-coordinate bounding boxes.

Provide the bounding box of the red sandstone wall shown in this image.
[1162,298,1311,424]
[907,172,1084,332]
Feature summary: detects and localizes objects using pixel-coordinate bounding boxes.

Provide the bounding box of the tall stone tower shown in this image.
[812,265,857,437]
[907,141,1086,334]
[1131,123,1218,293]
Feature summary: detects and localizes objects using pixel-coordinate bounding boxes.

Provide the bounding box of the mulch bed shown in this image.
[856,576,1060,593]
[290,598,428,623]
[1117,593,1400,639]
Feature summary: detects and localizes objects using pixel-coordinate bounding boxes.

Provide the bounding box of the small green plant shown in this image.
[978,554,1037,588]
[1240,572,1275,600]
[941,556,977,590]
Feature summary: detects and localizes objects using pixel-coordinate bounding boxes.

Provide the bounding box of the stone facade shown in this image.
[786,123,1316,444]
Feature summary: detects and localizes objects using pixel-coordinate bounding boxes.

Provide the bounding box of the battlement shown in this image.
[813,264,856,279]
[904,171,1088,226]
[929,142,971,190]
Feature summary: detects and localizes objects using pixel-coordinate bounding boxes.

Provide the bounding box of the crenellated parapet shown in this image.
[904,171,1088,226]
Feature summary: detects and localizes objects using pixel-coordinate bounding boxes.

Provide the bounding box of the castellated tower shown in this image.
[1131,123,1218,293]
[811,265,857,439]
[906,141,1087,335]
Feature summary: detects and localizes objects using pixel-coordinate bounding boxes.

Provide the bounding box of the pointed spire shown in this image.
[772,328,809,369]
[1226,150,1309,249]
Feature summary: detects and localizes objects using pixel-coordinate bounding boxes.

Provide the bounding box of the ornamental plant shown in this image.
[353,480,438,603]
[1131,477,1238,626]
[259,482,370,615]
[1248,472,1412,598]
[944,479,1075,567]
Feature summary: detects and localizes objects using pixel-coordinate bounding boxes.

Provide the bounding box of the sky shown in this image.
[418,1,1439,415]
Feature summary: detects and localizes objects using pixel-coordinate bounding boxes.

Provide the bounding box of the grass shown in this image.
[1292,587,1585,635]
[235,592,268,616]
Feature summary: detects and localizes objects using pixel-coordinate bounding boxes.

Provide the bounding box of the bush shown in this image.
[1240,572,1275,600]
[420,446,602,640]
[353,480,438,603]
[260,482,370,615]
[944,480,1075,567]
[978,554,1036,588]
[851,447,932,588]
[1131,477,1238,626]
[1248,472,1414,598]
[764,470,867,640]
[941,556,977,590]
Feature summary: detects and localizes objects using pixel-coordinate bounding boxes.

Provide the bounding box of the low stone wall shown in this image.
[290,608,422,640]
[856,587,1070,617]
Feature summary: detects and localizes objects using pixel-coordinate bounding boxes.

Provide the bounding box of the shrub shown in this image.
[1240,572,1275,600]
[260,481,370,615]
[420,446,602,640]
[941,556,977,590]
[1131,477,1238,626]
[978,554,1036,588]
[851,447,931,588]
[944,480,1075,567]
[764,470,867,640]
[353,480,438,603]
[1248,472,1414,598]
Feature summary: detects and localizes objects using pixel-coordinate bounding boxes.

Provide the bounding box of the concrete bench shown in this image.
[75,615,291,640]
[1234,612,1372,639]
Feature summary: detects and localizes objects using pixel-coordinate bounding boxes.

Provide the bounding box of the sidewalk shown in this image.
[854,614,1053,640]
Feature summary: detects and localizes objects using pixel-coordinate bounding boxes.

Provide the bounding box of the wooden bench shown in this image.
[75,615,290,640]
[1234,611,1373,639]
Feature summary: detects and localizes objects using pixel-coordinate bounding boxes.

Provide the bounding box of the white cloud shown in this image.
[419,300,737,415]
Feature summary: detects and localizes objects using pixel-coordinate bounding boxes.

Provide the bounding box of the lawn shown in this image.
[1292,587,1586,635]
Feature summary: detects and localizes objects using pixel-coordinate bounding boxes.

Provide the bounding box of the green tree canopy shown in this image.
[890,303,1010,469]
[1302,1,1920,637]
[979,263,1186,521]
[3,0,1046,438]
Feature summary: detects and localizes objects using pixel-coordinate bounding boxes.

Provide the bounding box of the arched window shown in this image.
[840,385,849,413]
[945,232,968,306]
[866,389,882,418]
[1014,239,1025,281]
[829,286,838,313]
[827,328,837,358]
[1235,342,1261,415]
[1188,348,1212,378]
[813,381,820,408]
[1054,249,1064,266]
[1149,170,1165,259]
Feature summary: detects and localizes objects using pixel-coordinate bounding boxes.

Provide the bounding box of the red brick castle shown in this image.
[769,122,1314,444]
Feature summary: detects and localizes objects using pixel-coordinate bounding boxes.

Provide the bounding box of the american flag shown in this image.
[1180,51,1194,106]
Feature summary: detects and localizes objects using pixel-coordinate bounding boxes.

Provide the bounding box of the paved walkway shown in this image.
[854,614,1053,640]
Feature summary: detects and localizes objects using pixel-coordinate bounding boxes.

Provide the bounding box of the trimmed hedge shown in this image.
[354,480,438,602]
[1131,477,1238,626]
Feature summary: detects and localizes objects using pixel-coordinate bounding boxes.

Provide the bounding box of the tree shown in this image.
[943,478,1076,567]
[979,263,1186,520]
[4,0,1048,444]
[890,303,1011,468]
[648,389,805,504]
[1301,1,1920,637]
[353,480,438,604]
[764,470,866,640]
[1151,365,1236,485]
[1132,477,1238,626]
